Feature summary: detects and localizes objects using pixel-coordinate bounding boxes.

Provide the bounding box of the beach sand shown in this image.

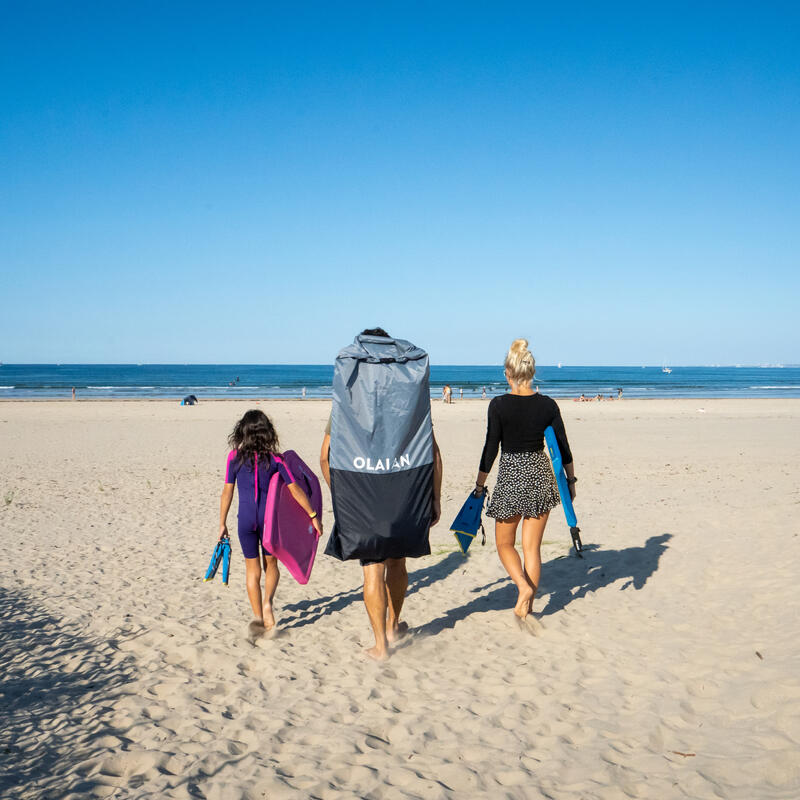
[1,398,799,799]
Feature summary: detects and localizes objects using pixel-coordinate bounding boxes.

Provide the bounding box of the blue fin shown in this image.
[221,539,231,585]
[449,494,484,537]
[204,542,224,582]
[453,530,476,554]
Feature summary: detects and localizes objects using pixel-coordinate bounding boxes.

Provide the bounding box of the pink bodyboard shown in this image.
[262,451,322,585]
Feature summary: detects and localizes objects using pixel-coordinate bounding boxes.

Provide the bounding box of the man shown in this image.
[320,328,443,660]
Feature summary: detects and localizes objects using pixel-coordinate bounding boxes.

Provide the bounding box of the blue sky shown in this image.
[1,2,798,365]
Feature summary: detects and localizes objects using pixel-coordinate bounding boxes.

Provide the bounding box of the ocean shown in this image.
[1,363,799,401]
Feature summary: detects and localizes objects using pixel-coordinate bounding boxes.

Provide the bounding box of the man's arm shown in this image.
[320,434,331,488]
[431,435,442,526]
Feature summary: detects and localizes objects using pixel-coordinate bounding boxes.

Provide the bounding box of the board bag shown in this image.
[262,451,323,584]
[325,333,434,562]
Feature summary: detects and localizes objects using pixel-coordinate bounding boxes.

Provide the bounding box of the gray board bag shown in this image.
[324,334,434,562]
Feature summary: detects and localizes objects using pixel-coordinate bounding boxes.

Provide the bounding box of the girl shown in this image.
[219,409,322,633]
[473,339,576,629]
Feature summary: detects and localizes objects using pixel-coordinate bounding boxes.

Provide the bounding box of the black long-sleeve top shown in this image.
[479,393,573,473]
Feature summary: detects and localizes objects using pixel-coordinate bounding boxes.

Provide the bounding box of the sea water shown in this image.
[1,363,799,400]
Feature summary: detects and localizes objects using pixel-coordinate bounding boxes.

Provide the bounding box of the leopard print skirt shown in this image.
[486,450,561,520]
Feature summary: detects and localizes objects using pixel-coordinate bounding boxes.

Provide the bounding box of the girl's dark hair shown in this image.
[361,327,390,337]
[228,409,280,467]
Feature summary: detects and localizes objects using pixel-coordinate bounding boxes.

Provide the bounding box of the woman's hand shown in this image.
[568,483,577,502]
[218,523,228,541]
[311,516,323,538]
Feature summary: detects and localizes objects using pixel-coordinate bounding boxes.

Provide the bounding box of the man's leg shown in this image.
[385,557,409,643]
[363,562,389,660]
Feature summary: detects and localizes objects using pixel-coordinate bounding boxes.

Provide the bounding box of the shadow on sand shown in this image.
[410,534,672,640]
[0,587,137,799]
[279,551,466,631]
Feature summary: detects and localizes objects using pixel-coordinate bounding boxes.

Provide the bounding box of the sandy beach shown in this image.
[1,397,799,800]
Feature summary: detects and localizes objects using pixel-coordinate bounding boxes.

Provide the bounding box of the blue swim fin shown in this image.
[450,488,488,554]
[204,534,232,582]
[221,538,231,585]
[204,541,224,581]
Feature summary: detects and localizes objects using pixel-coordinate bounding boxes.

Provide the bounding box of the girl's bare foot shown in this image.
[247,619,265,644]
[262,604,276,630]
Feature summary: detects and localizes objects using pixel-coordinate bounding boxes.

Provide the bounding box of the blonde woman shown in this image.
[474,339,576,629]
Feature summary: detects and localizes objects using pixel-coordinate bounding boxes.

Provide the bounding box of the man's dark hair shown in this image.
[361,327,390,338]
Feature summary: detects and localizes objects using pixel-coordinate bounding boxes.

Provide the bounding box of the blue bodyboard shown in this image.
[450,489,488,554]
[544,426,583,556]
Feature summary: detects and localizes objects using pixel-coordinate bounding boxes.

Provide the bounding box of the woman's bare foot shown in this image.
[514,586,534,619]
[386,620,409,644]
[262,603,276,630]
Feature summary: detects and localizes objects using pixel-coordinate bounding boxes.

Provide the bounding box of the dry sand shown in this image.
[1,398,799,799]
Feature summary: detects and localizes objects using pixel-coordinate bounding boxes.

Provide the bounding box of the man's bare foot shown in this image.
[386,620,409,644]
[262,604,276,630]
[514,587,534,619]
[365,645,389,661]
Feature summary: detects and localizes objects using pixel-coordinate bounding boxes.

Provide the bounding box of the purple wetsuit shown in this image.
[225,450,294,559]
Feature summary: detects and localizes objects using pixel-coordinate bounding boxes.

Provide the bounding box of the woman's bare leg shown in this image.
[495,516,534,618]
[520,512,549,609]
[262,554,280,629]
[244,557,263,621]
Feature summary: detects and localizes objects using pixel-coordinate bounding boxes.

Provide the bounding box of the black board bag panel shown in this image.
[326,464,433,562]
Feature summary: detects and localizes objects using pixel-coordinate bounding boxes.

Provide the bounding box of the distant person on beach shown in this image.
[320,328,443,660]
[218,410,322,637]
[472,339,576,631]
[482,386,487,399]
[71,387,76,400]
[618,387,623,399]
[301,387,306,399]
[444,384,452,404]
[459,387,463,400]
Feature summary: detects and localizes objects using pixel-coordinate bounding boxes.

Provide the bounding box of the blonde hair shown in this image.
[504,338,535,384]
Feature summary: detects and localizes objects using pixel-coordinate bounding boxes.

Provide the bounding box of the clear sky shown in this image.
[1,2,798,365]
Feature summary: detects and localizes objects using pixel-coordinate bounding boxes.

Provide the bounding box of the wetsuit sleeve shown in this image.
[276,460,295,485]
[224,450,239,484]
[479,399,502,473]
[549,401,573,466]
